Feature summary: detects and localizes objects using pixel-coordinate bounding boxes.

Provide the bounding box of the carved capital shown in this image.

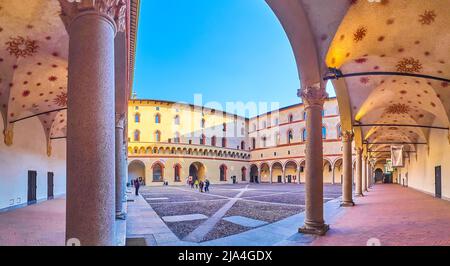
[59,0,127,32]
[298,83,328,108]
[341,130,354,142]
[115,113,125,129]
[356,147,362,155]
[3,126,13,146]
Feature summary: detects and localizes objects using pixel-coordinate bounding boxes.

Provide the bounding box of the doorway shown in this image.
[47,172,54,200]
[435,166,442,198]
[27,170,37,205]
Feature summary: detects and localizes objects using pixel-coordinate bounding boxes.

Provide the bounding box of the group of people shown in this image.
[187,176,210,193]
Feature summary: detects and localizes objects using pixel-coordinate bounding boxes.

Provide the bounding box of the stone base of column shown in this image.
[116,211,127,220]
[340,201,355,207]
[298,222,329,236]
[355,193,364,197]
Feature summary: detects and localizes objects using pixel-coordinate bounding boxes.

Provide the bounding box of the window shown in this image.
[241,167,246,181]
[322,126,327,139]
[155,113,161,124]
[200,134,206,145]
[220,165,227,181]
[252,138,256,149]
[275,132,280,146]
[222,137,227,148]
[337,124,342,139]
[135,113,140,123]
[302,129,307,141]
[223,123,227,131]
[322,110,325,117]
[155,107,160,111]
[241,141,245,150]
[303,111,307,120]
[133,130,140,141]
[155,130,161,142]
[262,136,267,148]
[152,163,163,182]
[287,130,293,144]
[288,114,294,123]
[174,115,180,125]
[174,164,181,182]
[201,119,206,128]
[174,132,180,143]
[211,136,217,146]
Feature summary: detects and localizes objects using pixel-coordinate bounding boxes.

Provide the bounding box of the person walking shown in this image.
[134,178,141,196]
[194,179,199,189]
[204,178,210,192]
[199,181,204,193]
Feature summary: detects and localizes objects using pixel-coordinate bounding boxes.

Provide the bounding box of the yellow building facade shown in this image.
[128,98,350,186]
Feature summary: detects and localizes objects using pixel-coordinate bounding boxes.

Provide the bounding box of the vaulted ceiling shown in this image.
[0,0,68,141]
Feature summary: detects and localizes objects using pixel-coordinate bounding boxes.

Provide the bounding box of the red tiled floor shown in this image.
[312,184,450,246]
[0,198,65,246]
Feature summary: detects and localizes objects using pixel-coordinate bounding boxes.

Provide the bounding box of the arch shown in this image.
[155,113,161,124]
[133,130,140,142]
[260,162,270,183]
[250,164,259,183]
[173,163,182,182]
[323,158,333,183]
[271,161,283,183]
[219,164,227,181]
[241,166,247,182]
[284,160,298,183]
[134,112,141,123]
[332,158,343,184]
[189,162,206,183]
[128,160,145,185]
[375,168,384,183]
[155,130,161,142]
[151,161,165,182]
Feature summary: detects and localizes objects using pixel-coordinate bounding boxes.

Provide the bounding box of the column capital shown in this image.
[297,83,328,108]
[115,113,125,129]
[59,0,127,33]
[3,125,13,146]
[355,147,362,155]
[341,130,354,142]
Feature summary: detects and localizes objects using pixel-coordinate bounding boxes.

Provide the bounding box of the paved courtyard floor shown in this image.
[2,184,450,246]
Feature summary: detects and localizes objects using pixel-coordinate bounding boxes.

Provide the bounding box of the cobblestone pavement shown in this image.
[312,184,450,246]
[140,183,342,242]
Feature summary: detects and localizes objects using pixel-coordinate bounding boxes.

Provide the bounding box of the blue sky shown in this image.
[133,0,335,114]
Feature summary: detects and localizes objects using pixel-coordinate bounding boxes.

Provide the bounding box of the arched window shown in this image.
[135,113,140,123]
[252,138,256,149]
[288,114,294,123]
[220,165,227,181]
[200,134,206,145]
[322,126,327,139]
[174,115,180,125]
[133,130,140,142]
[152,163,163,182]
[287,130,293,144]
[174,132,180,143]
[201,118,206,128]
[155,130,161,142]
[302,129,307,141]
[241,167,246,181]
[275,132,280,145]
[211,136,217,146]
[240,141,245,150]
[155,113,161,124]
[222,137,227,148]
[322,109,325,117]
[337,124,342,139]
[174,164,181,182]
[223,123,227,132]
[262,136,267,148]
[303,111,307,120]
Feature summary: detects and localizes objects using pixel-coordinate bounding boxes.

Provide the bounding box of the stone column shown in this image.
[297,166,301,184]
[282,167,286,183]
[355,148,363,197]
[341,131,355,206]
[368,163,373,187]
[269,167,273,184]
[332,164,335,184]
[363,156,368,192]
[298,84,329,235]
[115,114,126,219]
[63,0,126,246]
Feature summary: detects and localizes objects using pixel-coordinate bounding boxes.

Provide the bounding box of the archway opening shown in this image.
[241,167,247,182]
[333,158,343,184]
[260,163,270,183]
[152,162,164,183]
[284,161,298,183]
[375,168,384,184]
[250,164,259,183]
[189,162,206,182]
[128,160,146,186]
[271,162,283,183]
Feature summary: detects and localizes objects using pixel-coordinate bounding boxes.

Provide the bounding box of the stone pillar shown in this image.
[341,131,355,206]
[332,164,335,184]
[355,148,363,196]
[368,163,373,187]
[363,156,368,192]
[64,0,126,246]
[297,166,301,184]
[282,167,286,183]
[269,167,273,184]
[298,84,329,235]
[115,114,126,219]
